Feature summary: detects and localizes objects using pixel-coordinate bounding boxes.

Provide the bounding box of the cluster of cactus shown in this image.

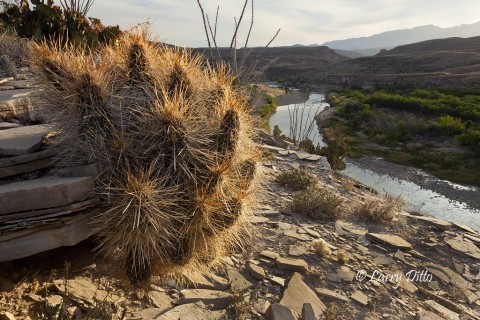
[0,0,120,46]
[31,30,261,283]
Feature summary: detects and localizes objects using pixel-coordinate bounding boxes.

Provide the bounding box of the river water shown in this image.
[270,93,480,231]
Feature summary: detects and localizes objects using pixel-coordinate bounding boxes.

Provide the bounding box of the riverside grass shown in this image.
[31,29,262,284]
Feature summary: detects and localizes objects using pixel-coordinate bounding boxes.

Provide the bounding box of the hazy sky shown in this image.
[86,0,480,47]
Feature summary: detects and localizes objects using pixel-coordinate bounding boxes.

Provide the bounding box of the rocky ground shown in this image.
[1,143,480,320]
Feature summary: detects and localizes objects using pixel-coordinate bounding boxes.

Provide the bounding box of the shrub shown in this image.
[275,169,317,191]
[432,115,466,136]
[353,194,404,224]
[288,186,344,221]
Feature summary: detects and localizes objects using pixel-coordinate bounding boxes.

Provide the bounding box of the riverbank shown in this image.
[275,90,309,106]
[348,156,480,212]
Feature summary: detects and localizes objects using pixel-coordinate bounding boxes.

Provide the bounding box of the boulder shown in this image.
[276,257,309,273]
[265,304,296,320]
[0,176,93,215]
[279,273,326,318]
[0,124,51,156]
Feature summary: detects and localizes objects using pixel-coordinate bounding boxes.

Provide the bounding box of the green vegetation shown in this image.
[325,88,480,186]
[0,0,121,46]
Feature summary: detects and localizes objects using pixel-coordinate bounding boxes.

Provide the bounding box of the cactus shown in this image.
[32,30,261,283]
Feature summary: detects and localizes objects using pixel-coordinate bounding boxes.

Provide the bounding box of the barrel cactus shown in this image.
[31,30,261,283]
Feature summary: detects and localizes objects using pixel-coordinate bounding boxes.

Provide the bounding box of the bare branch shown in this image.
[228,0,248,62]
[196,0,213,63]
[206,14,220,59]
[214,6,219,40]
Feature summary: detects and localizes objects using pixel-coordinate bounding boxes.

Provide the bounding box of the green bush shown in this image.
[288,186,344,221]
[0,0,121,47]
[432,115,466,136]
[275,169,317,191]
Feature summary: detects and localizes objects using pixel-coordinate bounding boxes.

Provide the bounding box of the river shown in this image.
[269,92,480,231]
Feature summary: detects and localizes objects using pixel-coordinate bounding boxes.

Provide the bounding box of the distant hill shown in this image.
[315,35,480,89]
[379,36,480,55]
[321,21,480,51]
[332,49,364,59]
[193,46,349,80]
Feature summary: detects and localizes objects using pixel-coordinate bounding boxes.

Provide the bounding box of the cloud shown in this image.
[83,0,480,46]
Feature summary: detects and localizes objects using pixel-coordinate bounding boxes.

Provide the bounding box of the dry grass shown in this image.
[275,169,317,191]
[311,239,331,257]
[353,194,405,224]
[31,27,262,284]
[288,186,344,221]
[336,249,349,264]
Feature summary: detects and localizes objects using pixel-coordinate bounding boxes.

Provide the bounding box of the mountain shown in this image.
[321,21,480,51]
[315,35,480,89]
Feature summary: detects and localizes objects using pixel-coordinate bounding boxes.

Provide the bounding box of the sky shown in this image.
[84,0,480,47]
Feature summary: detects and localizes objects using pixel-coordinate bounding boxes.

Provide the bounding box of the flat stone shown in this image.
[337,221,367,236]
[351,291,369,306]
[337,267,355,282]
[446,238,480,260]
[0,177,93,215]
[148,291,174,310]
[394,250,406,262]
[374,255,396,266]
[0,124,51,156]
[278,222,293,230]
[284,229,311,241]
[424,300,460,320]
[288,245,307,257]
[247,216,270,224]
[227,269,253,292]
[398,278,418,294]
[315,288,349,302]
[417,310,445,320]
[0,148,56,168]
[405,214,451,231]
[53,277,123,306]
[0,122,21,130]
[269,276,286,287]
[247,262,266,281]
[366,233,412,250]
[260,250,280,260]
[276,257,309,273]
[303,227,321,238]
[280,273,326,318]
[464,234,480,244]
[452,223,478,234]
[132,308,166,319]
[424,263,473,291]
[183,272,229,290]
[302,303,316,320]
[265,303,296,320]
[0,157,52,179]
[177,289,232,309]
[157,302,226,320]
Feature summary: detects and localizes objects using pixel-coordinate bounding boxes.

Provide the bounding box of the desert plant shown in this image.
[311,238,331,257]
[353,194,404,224]
[288,186,343,221]
[275,169,317,191]
[31,29,261,284]
[336,249,349,264]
